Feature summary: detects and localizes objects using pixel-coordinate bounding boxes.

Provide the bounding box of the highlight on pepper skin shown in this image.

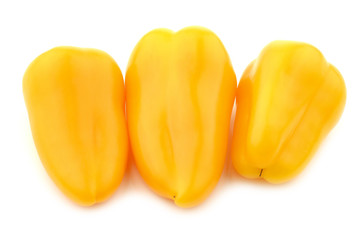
[231,41,346,184]
[125,26,237,207]
[23,47,129,206]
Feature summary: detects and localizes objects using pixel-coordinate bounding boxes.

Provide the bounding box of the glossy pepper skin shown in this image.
[125,27,236,207]
[231,41,346,183]
[23,47,128,206]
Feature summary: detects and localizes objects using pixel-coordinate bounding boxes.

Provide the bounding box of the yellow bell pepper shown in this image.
[231,41,346,183]
[125,27,236,207]
[23,47,128,206]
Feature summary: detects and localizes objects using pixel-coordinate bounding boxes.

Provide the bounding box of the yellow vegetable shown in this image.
[23,47,128,206]
[231,41,346,183]
[125,27,236,207]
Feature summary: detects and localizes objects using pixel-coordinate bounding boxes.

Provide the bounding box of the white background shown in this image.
[0,0,359,239]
